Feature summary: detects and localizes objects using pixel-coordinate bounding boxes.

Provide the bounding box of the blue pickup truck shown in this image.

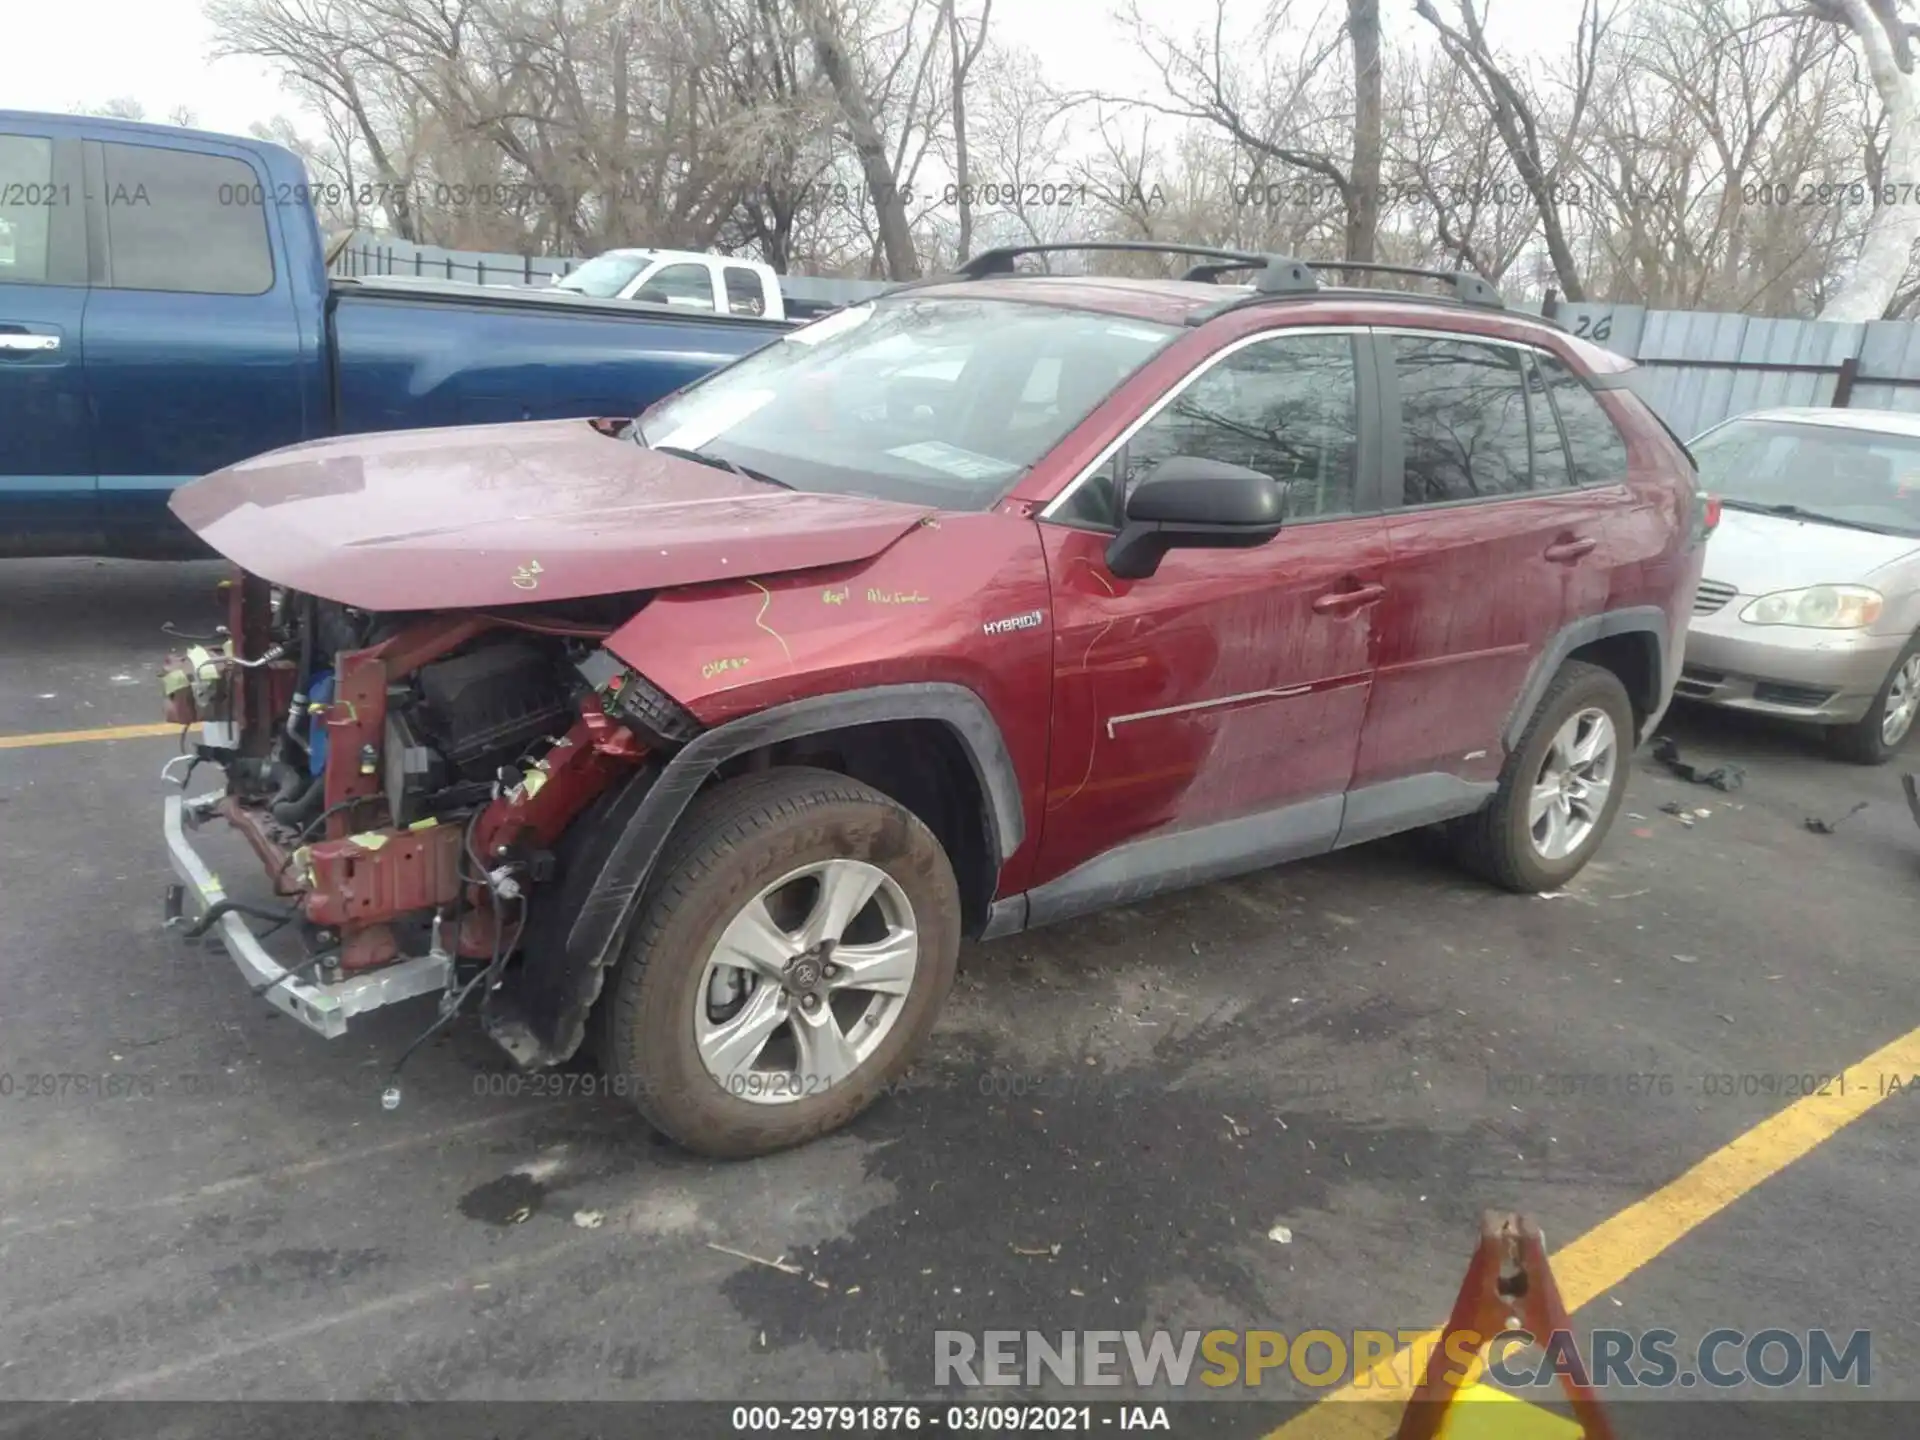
[0,110,793,558]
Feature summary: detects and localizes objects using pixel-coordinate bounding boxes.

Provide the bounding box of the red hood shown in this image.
[169,419,933,609]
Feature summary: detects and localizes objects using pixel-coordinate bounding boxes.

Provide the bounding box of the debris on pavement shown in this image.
[1657,801,1695,827]
[1268,1224,1293,1244]
[1804,801,1869,834]
[571,1209,605,1230]
[707,1242,805,1277]
[1672,954,1698,963]
[1650,736,1746,791]
[1011,1243,1062,1257]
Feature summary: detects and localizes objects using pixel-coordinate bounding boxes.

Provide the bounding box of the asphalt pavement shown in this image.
[2,557,1918,1433]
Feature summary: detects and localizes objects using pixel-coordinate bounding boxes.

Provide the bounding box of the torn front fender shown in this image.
[484,682,1024,1070]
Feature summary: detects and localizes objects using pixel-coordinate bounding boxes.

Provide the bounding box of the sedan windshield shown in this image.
[1693,417,1920,537]
[554,252,652,298]
[634,297,1180,508]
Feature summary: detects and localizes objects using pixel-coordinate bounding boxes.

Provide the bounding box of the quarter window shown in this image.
[723,266,766,316]
[99,142,274,295]
[1537,352,1630,485]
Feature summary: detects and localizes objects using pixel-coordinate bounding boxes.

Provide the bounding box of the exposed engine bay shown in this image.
[160,570,701,1096]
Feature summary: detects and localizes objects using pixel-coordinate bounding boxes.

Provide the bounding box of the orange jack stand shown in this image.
[1395,1212,1617,1440]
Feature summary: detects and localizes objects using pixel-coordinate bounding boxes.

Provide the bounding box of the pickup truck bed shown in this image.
[0,110,796,559]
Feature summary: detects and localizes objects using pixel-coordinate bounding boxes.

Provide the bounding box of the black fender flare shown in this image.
[1504,605,1672,750]
[487,682,1024,1068]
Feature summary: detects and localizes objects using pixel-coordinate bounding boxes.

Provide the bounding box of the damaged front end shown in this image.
[159,570,698,1082]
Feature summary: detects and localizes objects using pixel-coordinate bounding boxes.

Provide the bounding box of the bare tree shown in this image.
[1413,0,1609,300]
[1809,0,1920,317]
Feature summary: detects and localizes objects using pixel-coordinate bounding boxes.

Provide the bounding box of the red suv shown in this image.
[159,246,1704,1158]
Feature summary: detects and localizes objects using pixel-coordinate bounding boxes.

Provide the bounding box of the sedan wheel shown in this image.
[1882,654,1920,747]
[1528,708,1617,861]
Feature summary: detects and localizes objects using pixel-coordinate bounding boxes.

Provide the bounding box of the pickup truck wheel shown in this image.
[599,767,960,1159]
[1826,638,1920,766]
[1448,660,1633,893]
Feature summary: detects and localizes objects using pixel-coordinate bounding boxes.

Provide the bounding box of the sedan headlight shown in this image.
[1738,584,1884,629]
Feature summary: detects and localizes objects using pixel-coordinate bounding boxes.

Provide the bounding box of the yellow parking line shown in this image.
[1268,1019,1920,1438]
[0,721,181,751]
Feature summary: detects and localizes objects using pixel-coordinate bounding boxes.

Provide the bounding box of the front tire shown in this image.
[599,767,961,1159]
[1827,637,1920,766]
[1449,660,1634,893]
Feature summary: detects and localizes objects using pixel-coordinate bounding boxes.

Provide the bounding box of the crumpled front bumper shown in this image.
[162,791,453,1038]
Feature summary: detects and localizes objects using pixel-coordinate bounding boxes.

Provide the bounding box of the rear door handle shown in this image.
[1544,536,1597,563]
[0,332,60,352]
[1313,582,1387,614]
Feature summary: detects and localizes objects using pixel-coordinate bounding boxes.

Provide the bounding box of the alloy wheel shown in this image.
[1528,707,1618,861]
[694,858,919,1105]
[1882,655,1920,747]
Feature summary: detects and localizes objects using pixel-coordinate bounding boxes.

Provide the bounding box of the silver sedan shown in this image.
[1681,407,1920,764]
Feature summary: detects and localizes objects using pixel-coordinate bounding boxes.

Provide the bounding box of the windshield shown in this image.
[1692,417,1920,537]
[554,252,652,298]
[635,297,1179,508]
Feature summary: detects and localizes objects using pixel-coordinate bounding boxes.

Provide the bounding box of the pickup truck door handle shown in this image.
[0,332,60,353]
[1544,535,1598,563]
[1313,582,1387,614]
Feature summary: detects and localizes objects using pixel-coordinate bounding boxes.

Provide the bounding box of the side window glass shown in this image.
[1104,333,1359,525]
[1394,336,1532,503]
[1538,352,1631,485]
[643,263,716,310]
[99,142,273,295]
[723,266,765,316]
[1526,353,1574,491]
[0,135,55,283]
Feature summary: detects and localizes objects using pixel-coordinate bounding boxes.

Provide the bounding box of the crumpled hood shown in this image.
[169,419,933,610]
[1702,505,1920,593]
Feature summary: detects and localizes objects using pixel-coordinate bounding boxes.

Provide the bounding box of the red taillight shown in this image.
[1703,493,1722,532]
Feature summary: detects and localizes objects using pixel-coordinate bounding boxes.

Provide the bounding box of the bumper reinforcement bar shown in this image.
[163,792,453,1038]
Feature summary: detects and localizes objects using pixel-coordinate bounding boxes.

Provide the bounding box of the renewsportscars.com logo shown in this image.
[934,1328,1871,1391]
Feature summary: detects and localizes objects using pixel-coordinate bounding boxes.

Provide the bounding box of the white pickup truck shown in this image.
[552,248,798,318]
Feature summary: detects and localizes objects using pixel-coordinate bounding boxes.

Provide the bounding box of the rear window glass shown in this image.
[100,142,274,295]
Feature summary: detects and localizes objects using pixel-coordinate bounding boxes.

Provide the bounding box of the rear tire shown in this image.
[1449,661,1635,893]
[598,767,960,1159]
[1826,637,1920,766]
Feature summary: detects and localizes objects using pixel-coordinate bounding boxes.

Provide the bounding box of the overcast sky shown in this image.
[10,0,1574,140]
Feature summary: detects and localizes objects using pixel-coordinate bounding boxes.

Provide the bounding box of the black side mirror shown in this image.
[1105,456,1288,579]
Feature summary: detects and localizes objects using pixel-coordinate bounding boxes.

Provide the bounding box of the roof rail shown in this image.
[1307,260,1504,309]
[951,242,1318,295]
[930,243,1507,316]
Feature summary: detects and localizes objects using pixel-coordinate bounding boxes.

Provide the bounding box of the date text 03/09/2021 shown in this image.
[731,1404,1171,1432]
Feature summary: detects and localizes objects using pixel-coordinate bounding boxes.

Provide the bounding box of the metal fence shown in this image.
[329,234,895,309]
[1546,298,1920,440]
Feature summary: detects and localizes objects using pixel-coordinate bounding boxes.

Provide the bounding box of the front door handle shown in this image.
[0,332,60,352]
[1313,582,1387,614]
[1544,536,1597,563]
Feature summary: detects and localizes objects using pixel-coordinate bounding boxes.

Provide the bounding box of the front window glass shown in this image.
[1692,418,1920,537]
[636,298,1179,509]
[554,252,652,297]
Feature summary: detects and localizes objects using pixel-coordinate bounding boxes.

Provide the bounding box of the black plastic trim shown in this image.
[510,683,1025,1065]
[1503,606,1670,749]
[1021,795,1344,930]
